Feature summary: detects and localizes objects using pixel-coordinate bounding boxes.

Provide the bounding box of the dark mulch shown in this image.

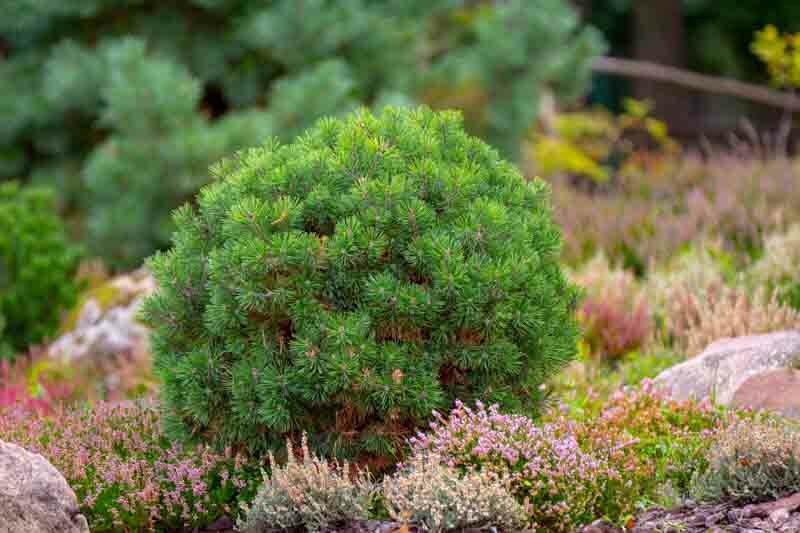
[579,492,800,533]
[189,517,415,533]
[190,517,500,533]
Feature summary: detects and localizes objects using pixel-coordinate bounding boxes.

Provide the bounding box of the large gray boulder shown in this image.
[654,331,800,405]
[0,440,89,533]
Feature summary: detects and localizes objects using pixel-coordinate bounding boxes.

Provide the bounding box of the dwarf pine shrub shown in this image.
[0,182,82,355]
[142,106,580,460]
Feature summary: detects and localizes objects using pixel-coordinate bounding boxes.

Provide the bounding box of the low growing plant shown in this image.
[692,420,800,505]
[662,282,800,357]
[411,383,733,530]
[0,402,261,532]
[0,354,75,414]
[572,254,652,360]
[553,154,799,269]
[565,380,731,504]
[750,223,800,310]
[382,452,526,532]
[0,182,82,355]
[142,106,580,461]
[410,400,618,531]
[238,434,372,533]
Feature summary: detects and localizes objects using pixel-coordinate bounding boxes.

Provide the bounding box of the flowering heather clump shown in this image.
[0,402,260,532]
[238,434,372,533]
[410,401,616,531]
[382,453,526,532]
[566,380,730,498]
[692,420,800,505]
[553,153,800,268]
[663,281,800,357]
[572,254,652,360]
[411,384,732,530]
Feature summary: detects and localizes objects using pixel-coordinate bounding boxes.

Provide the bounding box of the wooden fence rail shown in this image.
[592,56,800,112]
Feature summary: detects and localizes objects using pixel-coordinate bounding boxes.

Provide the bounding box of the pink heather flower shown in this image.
[0,401,261,531]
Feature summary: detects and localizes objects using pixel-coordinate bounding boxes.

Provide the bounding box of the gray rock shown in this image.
[0,440,89,533]
[47,269,156,363]
[654,331,800,404]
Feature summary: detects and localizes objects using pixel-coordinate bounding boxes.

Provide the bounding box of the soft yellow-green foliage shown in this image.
[533,136,610,183]
[752,25,800,88]
[529,99,676,184]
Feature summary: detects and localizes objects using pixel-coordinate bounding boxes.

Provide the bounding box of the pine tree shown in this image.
[0,182,82,356]
[141,106,580,461]
[0,0,603,269]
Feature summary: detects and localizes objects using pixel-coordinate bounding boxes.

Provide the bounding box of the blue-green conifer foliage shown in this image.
[1,0,603,269]
[142,107,580,459]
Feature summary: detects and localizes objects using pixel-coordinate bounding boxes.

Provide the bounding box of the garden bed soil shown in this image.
[580,492,800,533]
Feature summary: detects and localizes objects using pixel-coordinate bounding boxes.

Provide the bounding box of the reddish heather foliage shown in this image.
[580,295,651,360]
[0,348,156,415]
[572,255,652,360]
[0,355,75,414]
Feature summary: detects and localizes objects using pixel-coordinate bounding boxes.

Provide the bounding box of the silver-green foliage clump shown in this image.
[692,420,800,504]
[238,435,372,533]
[382,453,527,532]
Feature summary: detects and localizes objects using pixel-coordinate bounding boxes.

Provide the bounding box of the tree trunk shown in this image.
[572,0,592,20]
[631,0,694,134]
